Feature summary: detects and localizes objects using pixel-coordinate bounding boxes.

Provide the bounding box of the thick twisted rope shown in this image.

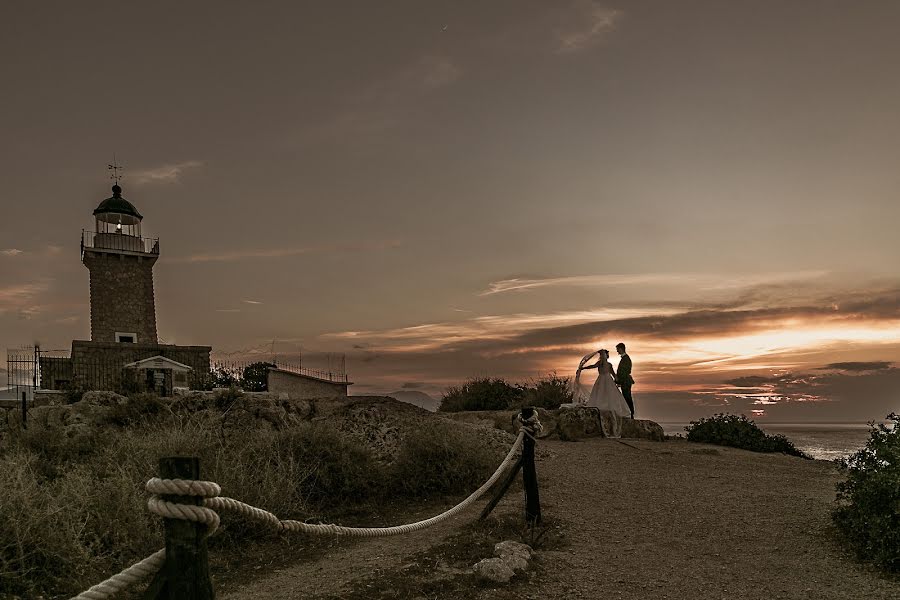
[70,430,525,599]
[70,479,223,600]
[207,430,525,537]
[69,549,165,600]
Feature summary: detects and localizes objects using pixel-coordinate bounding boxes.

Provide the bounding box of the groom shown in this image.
[615,343,635,418]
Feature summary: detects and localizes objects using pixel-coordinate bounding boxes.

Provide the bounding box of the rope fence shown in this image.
[70,423,537,600]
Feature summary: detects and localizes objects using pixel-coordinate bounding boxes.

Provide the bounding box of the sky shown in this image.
[1,1,899,422]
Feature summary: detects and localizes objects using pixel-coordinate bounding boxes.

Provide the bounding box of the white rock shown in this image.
[473,557,516,583]
[494,540,533,563]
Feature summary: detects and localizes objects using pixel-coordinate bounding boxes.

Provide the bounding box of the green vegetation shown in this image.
[203,361,275,391]
[519,374,574,410]
[0,395,504,599]
[832,413,900,573]
[684,413,809,458]
[439,374,573,412]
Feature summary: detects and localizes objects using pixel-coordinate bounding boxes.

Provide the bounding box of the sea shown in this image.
[659,422,891,461]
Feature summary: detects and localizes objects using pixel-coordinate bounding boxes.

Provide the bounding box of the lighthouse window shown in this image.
[116,332,137,343]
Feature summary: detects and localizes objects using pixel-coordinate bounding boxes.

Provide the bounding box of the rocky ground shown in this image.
[219,437,898,600]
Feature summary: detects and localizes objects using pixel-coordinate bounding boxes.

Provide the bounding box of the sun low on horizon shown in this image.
[2,2,899,424]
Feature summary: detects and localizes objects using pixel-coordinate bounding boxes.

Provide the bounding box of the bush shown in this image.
[391,421,504,497]
[518,373,574,410]
[439,377,524,412]
[685,414,809,458]
[832,413,900,572]
[241,361,275,392]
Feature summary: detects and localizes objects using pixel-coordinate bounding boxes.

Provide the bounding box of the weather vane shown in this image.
[108,154,123,184]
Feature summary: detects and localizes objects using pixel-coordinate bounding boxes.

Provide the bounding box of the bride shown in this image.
[563,349,632,437]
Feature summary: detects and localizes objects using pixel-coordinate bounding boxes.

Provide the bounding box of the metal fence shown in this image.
[210,356,349,387]
[82,229,160,254]
[5,347,349,400]
[5,347,38,403]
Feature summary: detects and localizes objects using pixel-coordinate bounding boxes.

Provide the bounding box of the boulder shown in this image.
[555,406,605,440]
[473,540,535,583]
[621,418,665,442]
[81,391,128,407]
[64,401,109,427]
[473,557,516,583]
[494,540,533,564]
[255,405,288,428]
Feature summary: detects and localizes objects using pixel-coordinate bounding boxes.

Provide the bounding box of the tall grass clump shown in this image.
[0,418,383,598]
[832,413,900,573]
[0,396,511,598]
[685,413,809,458]
[391,421,505,497]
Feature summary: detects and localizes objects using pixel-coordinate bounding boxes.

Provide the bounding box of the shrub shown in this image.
[391,421,504,497]
[685,413,809,458]
[438,377,524,412]
[241,361,275,392]
[832,413,900,572]
[518,373,574,410]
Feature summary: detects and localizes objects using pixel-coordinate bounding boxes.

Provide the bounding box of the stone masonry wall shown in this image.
[267,368,349,399]
[83,250,158,343]
[70,340,212,391]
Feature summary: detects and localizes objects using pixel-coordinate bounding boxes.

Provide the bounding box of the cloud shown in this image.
[821,361,893,372]
[131,161,204,185]
[314,281,900,417]
[242,300,263,305]
[480,271,829,296]
[1,249,23,256]
[215,309,241,313]
[174,239,401,263]
[0,281,51,311]
[555,3,622,54]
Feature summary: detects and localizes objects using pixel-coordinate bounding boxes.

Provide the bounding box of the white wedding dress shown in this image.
[564,351,631,438]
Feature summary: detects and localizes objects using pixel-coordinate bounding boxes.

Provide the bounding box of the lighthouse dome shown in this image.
[93,184,143,225]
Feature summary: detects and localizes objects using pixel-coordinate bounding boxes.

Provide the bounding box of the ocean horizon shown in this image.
[659,421,892,461]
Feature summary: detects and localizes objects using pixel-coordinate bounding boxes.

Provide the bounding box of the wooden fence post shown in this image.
[522,429,541,526]
[479,455,523,521]
[150,457,215,600]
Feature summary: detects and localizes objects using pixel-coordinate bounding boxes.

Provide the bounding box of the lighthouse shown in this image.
[81,183,159,344]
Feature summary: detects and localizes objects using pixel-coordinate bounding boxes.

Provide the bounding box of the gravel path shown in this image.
[221,438,898,600]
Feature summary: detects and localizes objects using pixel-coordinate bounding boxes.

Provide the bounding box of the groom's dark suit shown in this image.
[616,354,635,418]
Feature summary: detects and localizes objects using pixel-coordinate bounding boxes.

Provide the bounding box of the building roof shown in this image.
[93,185,143,220]
[123,355,192,372]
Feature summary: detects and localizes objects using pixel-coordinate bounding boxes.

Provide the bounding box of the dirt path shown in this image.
[221,438,897,600]
[216,501,467,599]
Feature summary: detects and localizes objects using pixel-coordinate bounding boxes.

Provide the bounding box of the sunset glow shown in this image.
[2,2,898,423]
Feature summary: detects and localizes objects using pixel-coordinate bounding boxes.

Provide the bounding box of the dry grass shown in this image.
[0,407,502,599]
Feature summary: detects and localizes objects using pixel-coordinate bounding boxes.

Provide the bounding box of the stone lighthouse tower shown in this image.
[81,184,159,344]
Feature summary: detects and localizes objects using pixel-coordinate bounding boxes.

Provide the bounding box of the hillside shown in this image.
[220,438,898,600]
[385,389,440,411]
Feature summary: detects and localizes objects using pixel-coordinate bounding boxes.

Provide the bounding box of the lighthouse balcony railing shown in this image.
[82,230,160,255]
